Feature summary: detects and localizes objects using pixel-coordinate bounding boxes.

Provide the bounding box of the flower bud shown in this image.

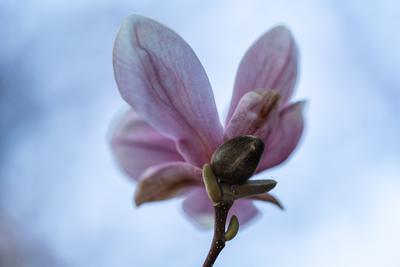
[225,215,239,241]
[202,164,223,203]
[210,135,264,184]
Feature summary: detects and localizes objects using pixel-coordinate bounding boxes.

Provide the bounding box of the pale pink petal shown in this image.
[111,110,183,181]
[182,188,214,229]
[182,188,259,228]
[228,199,260,226]
[135,162,202,206]
[258,101,305,171]
[113,15,223,167]
[224,88,280,141]
[227,26,298,123]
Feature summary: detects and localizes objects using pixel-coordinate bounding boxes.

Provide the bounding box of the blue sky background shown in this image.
[1,0,399,266]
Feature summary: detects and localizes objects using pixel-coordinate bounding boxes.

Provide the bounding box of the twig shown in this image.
[202,201,233,267]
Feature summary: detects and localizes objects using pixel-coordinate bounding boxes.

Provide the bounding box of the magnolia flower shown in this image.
[111,14,305,228]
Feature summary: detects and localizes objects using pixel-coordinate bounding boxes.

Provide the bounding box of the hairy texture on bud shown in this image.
[211,135,264,184]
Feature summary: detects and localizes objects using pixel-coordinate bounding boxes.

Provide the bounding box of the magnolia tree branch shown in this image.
[202,201,233,267]
[201,136,270,266]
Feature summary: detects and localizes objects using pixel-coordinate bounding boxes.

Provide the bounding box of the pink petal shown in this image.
[111,110,183,181]
[182,188,214,229]
[135,162,202,206]
[113,15,223,167]
[182,188,259,228]
[227,26,298,123]
[228,199,259,226]
[224,88,280,141]
[258,101,305,171]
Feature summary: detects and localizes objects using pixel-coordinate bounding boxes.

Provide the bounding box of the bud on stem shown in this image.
[225,215,239,241]
[231,179,277,199]
[202,164,222,203]
[211,135,264,184]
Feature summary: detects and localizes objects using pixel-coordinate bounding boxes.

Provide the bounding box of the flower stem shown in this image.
[202,201,233,267]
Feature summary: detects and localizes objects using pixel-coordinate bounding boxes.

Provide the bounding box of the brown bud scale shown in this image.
[210,135,264,184]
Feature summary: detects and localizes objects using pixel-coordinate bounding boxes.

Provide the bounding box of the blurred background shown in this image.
[1,0,399,266]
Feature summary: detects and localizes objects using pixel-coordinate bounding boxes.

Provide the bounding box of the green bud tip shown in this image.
[202,164,222,203]
[231,179,277,200]
[225,215,239,241]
